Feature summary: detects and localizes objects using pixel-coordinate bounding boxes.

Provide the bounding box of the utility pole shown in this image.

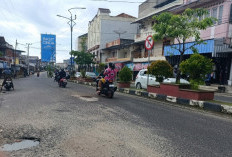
[26,43,32,76]
[57,7,86,71]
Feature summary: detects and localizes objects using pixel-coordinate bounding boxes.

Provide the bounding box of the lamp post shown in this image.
[57,7,86,71]
[26,43,32,75]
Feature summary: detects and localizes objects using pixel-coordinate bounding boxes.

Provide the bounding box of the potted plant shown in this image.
[77,70,93,82]
[147,55,215,101]
[180,53,214,89]
[147,60,173,83]
[118,66,132,88]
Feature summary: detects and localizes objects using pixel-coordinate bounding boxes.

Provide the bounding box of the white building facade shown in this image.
[87,8,138,64]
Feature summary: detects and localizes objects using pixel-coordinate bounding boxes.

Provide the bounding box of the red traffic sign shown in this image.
[145,35,154,50]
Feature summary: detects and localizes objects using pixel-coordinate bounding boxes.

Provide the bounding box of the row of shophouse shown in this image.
[77,0,232,85]
[0,36,40,78]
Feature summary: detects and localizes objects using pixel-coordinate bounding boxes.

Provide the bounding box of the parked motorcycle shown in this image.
[37,72,40,77]
[2,78,14,91]
[95,78,117,98]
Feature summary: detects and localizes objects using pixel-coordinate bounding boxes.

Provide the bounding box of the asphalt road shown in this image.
[0,72,232,157]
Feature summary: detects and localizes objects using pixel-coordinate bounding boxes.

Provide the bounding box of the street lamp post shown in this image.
[26,43,32,75]
[57,7,86,71]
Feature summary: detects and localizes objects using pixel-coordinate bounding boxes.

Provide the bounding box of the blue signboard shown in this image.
[41,34,56,62]
[69,57,74,65]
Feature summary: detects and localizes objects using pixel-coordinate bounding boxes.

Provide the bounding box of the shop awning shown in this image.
[164,39,214,56]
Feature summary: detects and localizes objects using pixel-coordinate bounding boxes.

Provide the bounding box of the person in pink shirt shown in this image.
[98,63,116,91]
[104,63,116,82]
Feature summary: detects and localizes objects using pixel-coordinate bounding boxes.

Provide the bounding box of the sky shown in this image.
[0,0,143,63]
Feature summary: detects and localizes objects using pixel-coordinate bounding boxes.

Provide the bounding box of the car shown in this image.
[135,69,190,89]
[135,69,159,89]
[75,72,81,78]
[86,72,97,79]
[163,78,190,84]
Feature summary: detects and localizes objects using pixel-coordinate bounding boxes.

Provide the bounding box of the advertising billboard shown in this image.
[41,34,56,62]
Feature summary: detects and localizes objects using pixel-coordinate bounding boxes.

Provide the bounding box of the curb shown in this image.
[68,80,232,115]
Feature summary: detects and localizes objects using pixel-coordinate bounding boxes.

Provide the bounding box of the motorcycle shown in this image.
[58,75,70,88]
[37,72,40,77]
[95,77,117,98]
[2,78,14,91]
[59,77,67,88]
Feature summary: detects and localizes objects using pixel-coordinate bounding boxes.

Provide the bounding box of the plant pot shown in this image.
[147,83,214,100]
[118,82,130,89]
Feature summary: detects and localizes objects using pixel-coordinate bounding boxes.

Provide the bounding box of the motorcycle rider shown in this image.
[98,63,116,92]
[58,69,66,82]
[96,65,108,90]
[54,69,60,82]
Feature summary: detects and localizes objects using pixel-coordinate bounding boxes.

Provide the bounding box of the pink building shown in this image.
[165,0,232,86]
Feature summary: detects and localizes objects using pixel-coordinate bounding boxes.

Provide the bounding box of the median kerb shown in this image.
[123,88,130,94]
[203,102,222,112]
[221,105,232,114]
[166,96,177,103]
[177,98,190,106]
[148,93,157,99]
[190,100,204,107]
[135,90,142,96]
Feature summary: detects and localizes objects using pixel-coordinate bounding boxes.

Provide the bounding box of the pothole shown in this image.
[81,96,93,98]
[72,95,98,102]
[0,137,40,152]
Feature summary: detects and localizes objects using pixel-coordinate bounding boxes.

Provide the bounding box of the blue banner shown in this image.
[69,57,74,65]
[41,34,56,62]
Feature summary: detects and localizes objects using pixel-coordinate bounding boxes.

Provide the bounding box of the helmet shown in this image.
[109,62,113,68]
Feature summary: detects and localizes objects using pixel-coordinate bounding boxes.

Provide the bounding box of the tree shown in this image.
[152,8,216,83]
[180,53,213,89]
[147,60,173,82]
[70,37,95,71]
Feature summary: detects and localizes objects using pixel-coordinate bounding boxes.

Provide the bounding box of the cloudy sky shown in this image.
[0,0,143,63]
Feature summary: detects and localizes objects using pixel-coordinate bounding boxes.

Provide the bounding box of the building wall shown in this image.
[200,0,232,40]
[138,0,159,19]
[88,9,138,63]
[88,16,101,50]
[174,0,232,44]
[100,19,137,50]
[134,0,184,61]
[77,35,88,52]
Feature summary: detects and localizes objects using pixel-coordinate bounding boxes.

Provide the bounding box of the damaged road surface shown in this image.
[1,72,232,157]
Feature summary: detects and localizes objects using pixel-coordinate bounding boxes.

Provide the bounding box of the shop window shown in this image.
[205,9,210,19]
[230,4,232,24]
[211,7,218,24]
[218,5,223,25]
